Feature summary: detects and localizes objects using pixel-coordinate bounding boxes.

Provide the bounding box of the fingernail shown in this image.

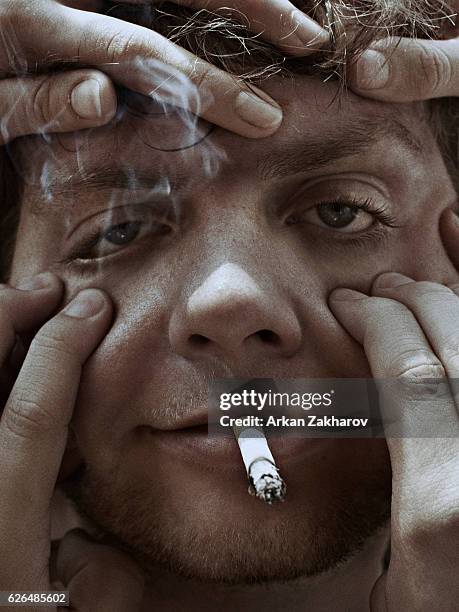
[288,12,330,50]
[64,289,105,318]
[71,79,103,119]
[235,91,283,130]
[355,50,390,89]
[16,272,54,291]
[330,288,366,301]
[373,272,413,290]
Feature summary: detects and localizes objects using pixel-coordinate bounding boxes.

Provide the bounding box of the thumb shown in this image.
[0,70,117,145]
[440,208,459,270]
[55,529,145,612]
[348,38,459,101]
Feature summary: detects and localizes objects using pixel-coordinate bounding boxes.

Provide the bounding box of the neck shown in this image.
[142,524,390,612]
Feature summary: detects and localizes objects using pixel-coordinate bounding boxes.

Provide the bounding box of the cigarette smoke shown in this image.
[4,41,227,278]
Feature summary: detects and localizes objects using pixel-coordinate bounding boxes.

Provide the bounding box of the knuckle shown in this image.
[397,366,446,399]
[416,43,453,95]
[189,62,215,93]
[31,76,54,126]
[399,362,446,382]
[391,348,445,385]
[104,30,138,64]
[31,327,77,364]
[2,395,53,440]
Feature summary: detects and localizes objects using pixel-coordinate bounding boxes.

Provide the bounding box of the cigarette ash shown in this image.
[233,424,286,505]
[248,458,286,504]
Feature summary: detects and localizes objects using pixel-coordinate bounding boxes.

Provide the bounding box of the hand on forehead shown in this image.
[11,73,431,190]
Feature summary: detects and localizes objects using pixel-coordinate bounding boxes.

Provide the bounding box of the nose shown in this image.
[169,263,302,360]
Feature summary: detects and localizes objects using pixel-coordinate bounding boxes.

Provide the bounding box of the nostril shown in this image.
[256,329,280,345]
[189,334,211,347]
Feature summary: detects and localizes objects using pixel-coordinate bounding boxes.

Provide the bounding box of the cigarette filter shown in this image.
[233,425,286,504]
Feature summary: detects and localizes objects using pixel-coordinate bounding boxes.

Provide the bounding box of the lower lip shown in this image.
[142,426,333,470]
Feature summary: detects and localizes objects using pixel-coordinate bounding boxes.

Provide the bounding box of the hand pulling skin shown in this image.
[233,425,286,504]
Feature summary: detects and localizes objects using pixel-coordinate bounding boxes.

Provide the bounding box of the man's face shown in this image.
[9,75,458,582]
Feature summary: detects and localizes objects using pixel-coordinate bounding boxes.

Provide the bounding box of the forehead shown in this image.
[13,75,430,196]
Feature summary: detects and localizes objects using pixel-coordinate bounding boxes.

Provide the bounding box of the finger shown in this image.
[0,273,63,410]
[0,70,117,145]
[0,272,63,365]
[0,290,113,531]
[440,208,459,270]
[55,0,328,55]
[329,289,441,378]
[11,3,283,138]
[348,38,459,101]
[329,286,459,563]
[372,272,459,379]
[117,0,329,55]
[337,282,459,610]
[328,288,458,439]
[56,529,144,612]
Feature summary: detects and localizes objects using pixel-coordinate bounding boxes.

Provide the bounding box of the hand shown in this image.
[0,0,328,144]
[329,273,459,611]
[348,6,459,101]
[0,272,144,610]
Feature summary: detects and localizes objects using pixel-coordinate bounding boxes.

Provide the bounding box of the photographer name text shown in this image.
[219,415,369,428]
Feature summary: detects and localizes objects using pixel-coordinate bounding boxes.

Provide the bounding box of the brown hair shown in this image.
[1,0,458,279]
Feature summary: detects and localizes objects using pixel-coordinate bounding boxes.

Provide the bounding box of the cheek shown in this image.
[295,241,389,297]
[71,285,173,467]
[396,217,457,284]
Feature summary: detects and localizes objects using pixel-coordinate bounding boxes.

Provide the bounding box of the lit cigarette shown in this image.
[233,425,286,504]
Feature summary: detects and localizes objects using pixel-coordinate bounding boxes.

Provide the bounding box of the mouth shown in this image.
[138,423,332,470]
[150,411,210,431]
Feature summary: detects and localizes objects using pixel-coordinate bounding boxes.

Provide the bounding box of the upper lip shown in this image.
[141,378,279,432]
[141,375,247,431]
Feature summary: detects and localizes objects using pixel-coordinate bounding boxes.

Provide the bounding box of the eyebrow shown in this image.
[30,166,187,215]
[31,113,424,212]
[42,168,182,198]
[257,115,425,181]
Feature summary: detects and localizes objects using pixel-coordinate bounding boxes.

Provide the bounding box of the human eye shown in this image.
[286,196,398,233]
[62,203,173,266]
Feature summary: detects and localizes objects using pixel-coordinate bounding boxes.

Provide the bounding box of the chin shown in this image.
[65,439,391,584]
